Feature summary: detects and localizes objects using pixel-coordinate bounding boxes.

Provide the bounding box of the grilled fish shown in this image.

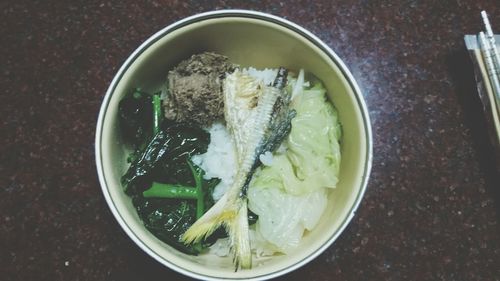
[181,67,296,269]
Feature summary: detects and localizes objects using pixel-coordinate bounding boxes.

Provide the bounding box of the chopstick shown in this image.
[479,11,500,114]
[481,11,500,71]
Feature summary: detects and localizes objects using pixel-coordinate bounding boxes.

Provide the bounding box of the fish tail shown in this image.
[228,199,251,270]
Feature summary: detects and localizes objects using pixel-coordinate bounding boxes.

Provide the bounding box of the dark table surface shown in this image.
[2,1,500,280]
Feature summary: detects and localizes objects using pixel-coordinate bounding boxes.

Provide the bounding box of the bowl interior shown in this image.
[98,15,369,280]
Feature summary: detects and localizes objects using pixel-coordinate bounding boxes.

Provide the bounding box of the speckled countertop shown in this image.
[1,1,499,280]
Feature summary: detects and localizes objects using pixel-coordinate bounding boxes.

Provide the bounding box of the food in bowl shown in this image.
[96,10,372,280]
[118,51,342,269]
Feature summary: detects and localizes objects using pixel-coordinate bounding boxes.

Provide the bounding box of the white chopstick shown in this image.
[481,11,500,71]
[479,12,500,113]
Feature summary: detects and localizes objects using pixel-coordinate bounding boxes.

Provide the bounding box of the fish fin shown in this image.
[181,192,235,244]
[227,199,251,270]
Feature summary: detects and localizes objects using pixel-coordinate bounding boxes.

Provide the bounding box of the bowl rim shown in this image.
[95,9,373,281]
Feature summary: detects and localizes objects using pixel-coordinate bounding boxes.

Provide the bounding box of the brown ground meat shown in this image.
[164,52,235,126]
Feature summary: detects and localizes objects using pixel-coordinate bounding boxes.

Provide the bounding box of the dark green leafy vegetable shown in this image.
[120,116,223,255]
[131,176,224,254]
[143,160,220,219]
[119,89,153,149]
[119,84,265,256]
[121,122,209,194]
[142,201,201,254]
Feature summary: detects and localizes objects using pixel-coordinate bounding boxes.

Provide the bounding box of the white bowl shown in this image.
[95,10,372,280]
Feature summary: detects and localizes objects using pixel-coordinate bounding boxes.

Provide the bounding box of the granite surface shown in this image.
[1,1,499,280]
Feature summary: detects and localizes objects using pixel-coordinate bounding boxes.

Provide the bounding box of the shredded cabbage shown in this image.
[248,73,341,254]
[286,80,342,192]
[248,187,327,254]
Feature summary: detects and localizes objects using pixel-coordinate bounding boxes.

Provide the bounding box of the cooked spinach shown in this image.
[143,161,220,219]
[121,122,209,194]
[119,89,153,149]
[142,200,200,254]
[120,103,224,255]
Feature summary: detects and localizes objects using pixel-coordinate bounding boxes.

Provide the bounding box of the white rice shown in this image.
[259,151,274,166]
[191,122,237,201]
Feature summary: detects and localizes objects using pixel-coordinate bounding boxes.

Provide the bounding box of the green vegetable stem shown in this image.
[188,160,205,219]
[143,183,198,199]
[152,92,162,134]
[142,160,206,219]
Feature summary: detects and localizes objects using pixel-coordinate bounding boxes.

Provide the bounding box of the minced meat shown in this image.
[164,52,235,126]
